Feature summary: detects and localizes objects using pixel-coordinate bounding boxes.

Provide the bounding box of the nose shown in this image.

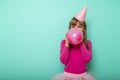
[75,26,78,29]
[75,26,82,31]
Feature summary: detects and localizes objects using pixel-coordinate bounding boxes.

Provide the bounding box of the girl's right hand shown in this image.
[65,31,69,47]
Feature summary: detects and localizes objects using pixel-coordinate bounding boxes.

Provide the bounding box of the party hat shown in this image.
[75,6,88,21]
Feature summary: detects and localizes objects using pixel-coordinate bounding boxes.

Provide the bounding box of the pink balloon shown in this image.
[67,28,83,45]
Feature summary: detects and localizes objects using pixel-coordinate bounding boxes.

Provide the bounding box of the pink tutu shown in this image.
[52,72,96,80]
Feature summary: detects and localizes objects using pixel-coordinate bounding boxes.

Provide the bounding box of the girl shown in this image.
[52,6,96,80]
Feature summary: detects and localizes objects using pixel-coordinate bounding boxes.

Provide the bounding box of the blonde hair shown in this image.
[69,17,89,49]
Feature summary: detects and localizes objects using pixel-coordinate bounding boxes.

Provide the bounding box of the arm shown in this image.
[80,40,92,63]
[60,40,70,65]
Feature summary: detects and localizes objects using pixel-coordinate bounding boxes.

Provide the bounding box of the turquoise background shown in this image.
[0,0,120,80]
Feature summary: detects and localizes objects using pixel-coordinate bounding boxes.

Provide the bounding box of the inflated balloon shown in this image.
[67,28,83,45]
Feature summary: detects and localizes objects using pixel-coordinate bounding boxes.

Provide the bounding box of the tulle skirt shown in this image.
[52,71,96,80]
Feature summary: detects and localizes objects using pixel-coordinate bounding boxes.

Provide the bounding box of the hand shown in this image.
[65,31,69,47]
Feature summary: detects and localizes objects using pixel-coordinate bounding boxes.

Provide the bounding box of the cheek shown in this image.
[78,28,83,32]
[70,27,73,30]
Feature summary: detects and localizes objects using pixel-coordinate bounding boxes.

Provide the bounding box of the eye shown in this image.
[78,26,82,28]
[72,24,76,26]
[71,24,76,28]
[71,26,75,28]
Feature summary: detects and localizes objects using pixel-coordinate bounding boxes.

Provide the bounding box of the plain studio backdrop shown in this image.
[0,0,120,80]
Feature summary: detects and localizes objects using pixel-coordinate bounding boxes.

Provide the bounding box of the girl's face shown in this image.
[70,22,83,32]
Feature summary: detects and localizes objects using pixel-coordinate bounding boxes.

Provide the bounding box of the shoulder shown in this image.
[60,39,65,44]
[61,39,65,42]
[87,40,92,45]
[87,40,92,43]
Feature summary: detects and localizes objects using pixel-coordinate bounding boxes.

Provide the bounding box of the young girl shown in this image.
[52,6,96,80]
